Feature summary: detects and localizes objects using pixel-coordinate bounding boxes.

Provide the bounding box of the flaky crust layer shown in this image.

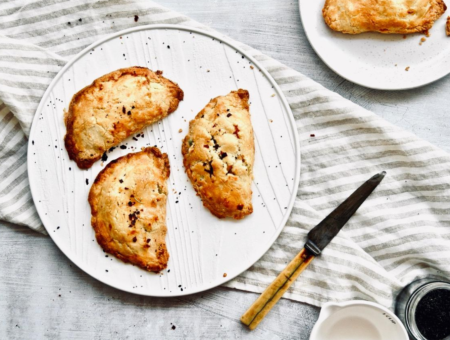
[182,89,254,220]
[65,67,183,169]
[323,0,447,34]
[88,147,170,272]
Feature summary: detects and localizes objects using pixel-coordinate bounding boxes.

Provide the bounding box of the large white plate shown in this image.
[300,1,450,90]
[27,25,300,297]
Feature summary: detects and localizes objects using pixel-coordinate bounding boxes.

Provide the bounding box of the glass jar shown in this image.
[395,278,450,340]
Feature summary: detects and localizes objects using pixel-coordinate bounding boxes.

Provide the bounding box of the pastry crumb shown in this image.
[403,35,407,39]
[447,17,450,36]
[271,94,276,97]
[395,64,398,67]
[178,128,183,133]
[207,69,210,73]
[250,65,254,70]
[405,66,410,71]
[425,30,430,37]
[223,273,227,277]
[270,119,273,123]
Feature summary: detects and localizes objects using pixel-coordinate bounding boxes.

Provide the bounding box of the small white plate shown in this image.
[300,0,450,90]
[27,25,300,297]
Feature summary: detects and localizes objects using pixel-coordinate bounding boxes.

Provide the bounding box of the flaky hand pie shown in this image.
[65,67,183,169]
[323,0,447,34]
[182,89,254,220]
[88,147,170,272]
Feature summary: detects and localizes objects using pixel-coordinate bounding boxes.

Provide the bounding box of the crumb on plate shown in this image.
[447,17,450,36]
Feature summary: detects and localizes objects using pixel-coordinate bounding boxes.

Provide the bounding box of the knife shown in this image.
[240,171,386,330]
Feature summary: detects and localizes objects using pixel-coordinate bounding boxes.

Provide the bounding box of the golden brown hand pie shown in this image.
[182,89,254,220]
[323,0,447,34]
[64,67,183,169]
[88,147,170,272]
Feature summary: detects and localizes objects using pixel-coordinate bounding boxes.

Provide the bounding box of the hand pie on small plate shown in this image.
[323,0,447,34]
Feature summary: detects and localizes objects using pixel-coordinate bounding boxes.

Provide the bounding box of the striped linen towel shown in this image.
[1,0,450,309]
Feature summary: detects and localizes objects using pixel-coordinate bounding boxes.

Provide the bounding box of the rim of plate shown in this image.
[27,24,301,297]
[298,2,450,91]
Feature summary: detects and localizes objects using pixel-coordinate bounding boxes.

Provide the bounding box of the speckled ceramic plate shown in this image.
[27,25,300,297]
[300,1,450,90]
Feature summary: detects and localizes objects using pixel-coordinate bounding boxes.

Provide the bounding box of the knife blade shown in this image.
[305,170,386,256]
[241,171,386,330]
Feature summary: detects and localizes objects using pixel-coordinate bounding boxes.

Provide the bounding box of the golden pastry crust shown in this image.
[323,0,447,34]
[65,67,183,169]
[447,16,450,35]
[182,89,254,219]
[88,147,170,272]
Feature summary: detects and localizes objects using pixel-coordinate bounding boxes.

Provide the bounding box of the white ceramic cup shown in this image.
[310,300,409,340]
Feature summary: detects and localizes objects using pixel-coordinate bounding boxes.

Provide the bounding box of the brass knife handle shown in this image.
[240,248,315,330]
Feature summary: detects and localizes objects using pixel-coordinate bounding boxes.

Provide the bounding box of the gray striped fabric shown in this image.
[1,0,450,308]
